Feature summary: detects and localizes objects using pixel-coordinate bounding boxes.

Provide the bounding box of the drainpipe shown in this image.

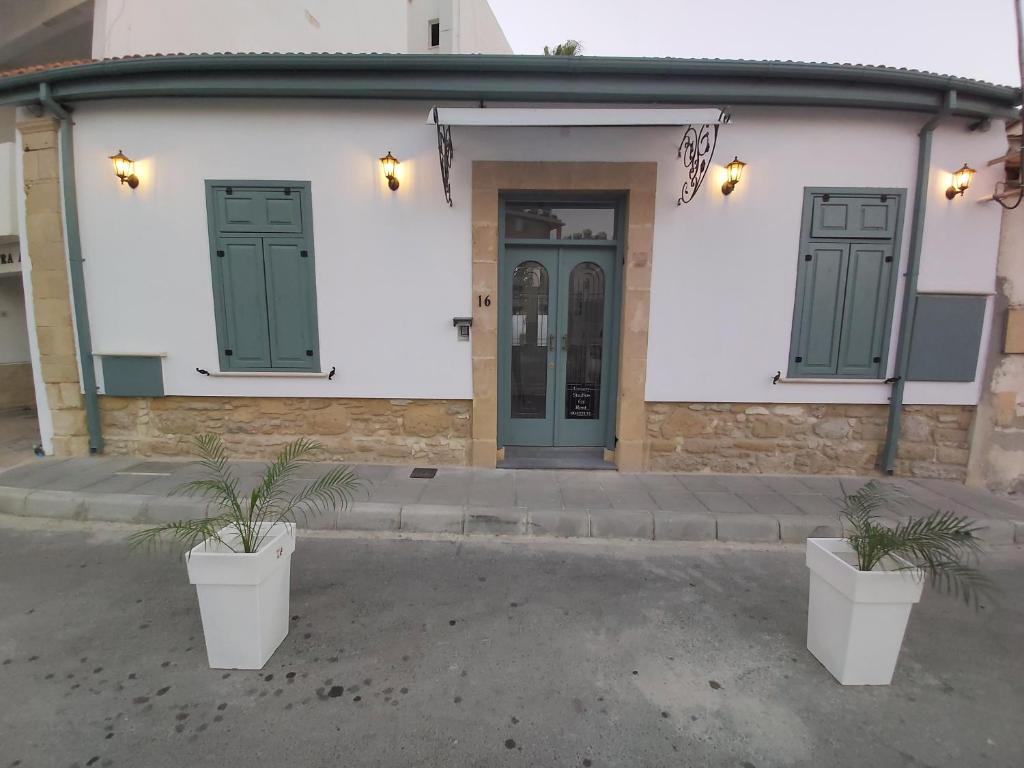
[37,82,103,454]
[880,89,957,473]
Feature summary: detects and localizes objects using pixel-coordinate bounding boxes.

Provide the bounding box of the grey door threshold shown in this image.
[498,446,615,470]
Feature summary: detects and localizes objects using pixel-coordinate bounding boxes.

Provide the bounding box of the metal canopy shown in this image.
[425,107,728,127]
[427,106,731,207]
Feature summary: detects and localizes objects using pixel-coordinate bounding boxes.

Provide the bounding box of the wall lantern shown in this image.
[721,156,746,195]
[945,163,976,199]
[109,150,139,189]
[380,151,400,191]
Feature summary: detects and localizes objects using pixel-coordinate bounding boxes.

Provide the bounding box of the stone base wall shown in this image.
[646,403,974,479]
[100,396,472,465]
[0,363,36,410]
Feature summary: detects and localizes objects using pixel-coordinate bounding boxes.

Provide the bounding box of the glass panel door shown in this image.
[554,248,615,446]
[500,247,558,446]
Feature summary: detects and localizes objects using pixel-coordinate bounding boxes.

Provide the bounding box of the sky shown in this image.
[487,0,1022,87]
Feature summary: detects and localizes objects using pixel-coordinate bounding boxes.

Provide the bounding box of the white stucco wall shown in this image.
[68,99,1006,406]
[455,0,512,54]
[92,0,409,57]
[92,0,510,57]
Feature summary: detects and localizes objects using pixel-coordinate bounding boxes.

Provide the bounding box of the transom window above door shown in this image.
[504,203,617,241]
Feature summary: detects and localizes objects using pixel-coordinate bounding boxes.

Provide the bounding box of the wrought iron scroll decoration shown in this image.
[433,108,455,207]
[676,112,728,205]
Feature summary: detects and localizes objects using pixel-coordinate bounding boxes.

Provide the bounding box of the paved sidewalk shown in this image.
[0,456,1022,544]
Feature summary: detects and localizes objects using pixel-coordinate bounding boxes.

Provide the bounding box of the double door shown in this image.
[499,245,617,447]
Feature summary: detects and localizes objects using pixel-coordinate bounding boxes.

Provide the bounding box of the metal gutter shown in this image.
[36,82,103,454]
[879,89,957,473]
[0,55,1018,118]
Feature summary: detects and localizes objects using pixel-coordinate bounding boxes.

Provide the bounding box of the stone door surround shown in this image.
[470,162,657,470]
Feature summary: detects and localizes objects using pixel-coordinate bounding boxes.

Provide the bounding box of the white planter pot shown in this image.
[806,537,924,686]
[186,522,296,670]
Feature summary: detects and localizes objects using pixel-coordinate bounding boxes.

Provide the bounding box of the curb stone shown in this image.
[400,504,465,534]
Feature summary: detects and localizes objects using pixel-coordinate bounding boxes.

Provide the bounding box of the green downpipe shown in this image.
[37,83,103,454]
[880,89,956,473]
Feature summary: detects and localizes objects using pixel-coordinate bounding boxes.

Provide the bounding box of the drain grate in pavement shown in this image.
[410,467,438,479]
[116,460,193,476]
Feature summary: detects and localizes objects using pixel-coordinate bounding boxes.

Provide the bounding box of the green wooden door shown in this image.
[554,248,615,446]
[500,247,558,446]
[499,245,617,447]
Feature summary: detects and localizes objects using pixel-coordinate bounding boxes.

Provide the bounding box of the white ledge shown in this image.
[775,377,888,385]
[204,370,330,379]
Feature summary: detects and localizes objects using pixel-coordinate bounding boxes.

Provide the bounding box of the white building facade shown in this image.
[1,3,1020,480]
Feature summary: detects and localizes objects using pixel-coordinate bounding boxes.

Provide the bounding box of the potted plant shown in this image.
[130,434,361,670]
[806,481,992,686]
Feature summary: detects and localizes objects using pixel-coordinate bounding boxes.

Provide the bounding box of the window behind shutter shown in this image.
[789,243,848,377]
[836,243,894,377]
[263,239,318,370]
[214,237,272,370]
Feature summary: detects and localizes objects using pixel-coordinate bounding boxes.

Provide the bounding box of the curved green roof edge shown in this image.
[1,53,1019,118]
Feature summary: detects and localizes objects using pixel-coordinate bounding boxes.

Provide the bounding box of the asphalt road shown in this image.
[1,516,1021,768]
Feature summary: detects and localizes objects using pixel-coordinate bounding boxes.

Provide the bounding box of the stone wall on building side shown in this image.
[99,396,472,464]
[646,402,974,479]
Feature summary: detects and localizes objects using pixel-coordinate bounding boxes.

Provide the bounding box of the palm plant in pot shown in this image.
[130,434,361,670]
[806,481,992,686]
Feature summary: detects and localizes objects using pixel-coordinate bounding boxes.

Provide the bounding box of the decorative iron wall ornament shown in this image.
[432,107,455,207]
[676,112,730,205]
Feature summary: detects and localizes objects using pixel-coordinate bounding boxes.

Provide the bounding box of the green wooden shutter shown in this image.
[836,243,893,377]
[212,187,303,234]
[810,195,897,239]
[263,239,319,370]
[213,237,272,370]
[789,243,849,377]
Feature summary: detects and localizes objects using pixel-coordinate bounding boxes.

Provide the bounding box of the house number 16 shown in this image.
[477,295,491,307]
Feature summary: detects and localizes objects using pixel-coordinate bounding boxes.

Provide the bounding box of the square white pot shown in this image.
[186,522,296,670]
[806,537,924,686]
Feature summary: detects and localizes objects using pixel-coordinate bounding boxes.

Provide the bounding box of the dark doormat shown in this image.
[498,447,616,470]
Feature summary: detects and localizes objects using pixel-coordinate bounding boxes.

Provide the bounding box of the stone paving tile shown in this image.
[796,476,866,496]
[605,487,657,511]
[79,472,166,494]
[647,489,708,513]
[467,479,517,508]
[913,479,1024,518]
[418,482,471,505]
[715,475,777,494]
[737,493,803,516]
[676,474,729,492]
[561,485,612,510]
[514,483,562,510]
[367,481,426,505]
[758,475,818,495]
[636,474,686,489]
[783,493,840,515]
[693,491,754,513]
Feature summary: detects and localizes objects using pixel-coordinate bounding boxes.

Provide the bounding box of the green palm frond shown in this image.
[839,481,995,608]
[129,434,361,555]
[126,513,235,553]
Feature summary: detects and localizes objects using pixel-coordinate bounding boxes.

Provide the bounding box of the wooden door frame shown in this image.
[470,162,657,471]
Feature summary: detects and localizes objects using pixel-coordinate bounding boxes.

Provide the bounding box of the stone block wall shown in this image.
[100,396,472,465]
[646,402,974,479]
[0,362,35,410]
[18,116,89,456]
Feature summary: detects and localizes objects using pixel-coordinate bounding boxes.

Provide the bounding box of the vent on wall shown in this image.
[429,19,440,48]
